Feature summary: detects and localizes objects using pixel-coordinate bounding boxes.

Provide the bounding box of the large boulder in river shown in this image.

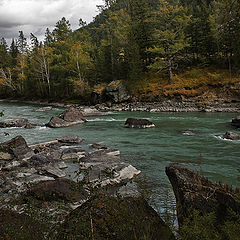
[222,131,240,140]
[0,135,32,160]
[231,116,240,127]
[56,195,175,240]
[124,118,155,128]
[0,118,29,128]
[166,165,240,226]
[59,107,85,122]
[46,108,86,128]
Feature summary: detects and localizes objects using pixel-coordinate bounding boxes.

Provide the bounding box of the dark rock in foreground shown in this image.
[57,195,175,240]
[166,165,240,226]
[46,107,86,128]
[124,118,155,128]
[0,118,29,128]
[222,131,240,140]
[27,178,88,202]
[231,116,240,127]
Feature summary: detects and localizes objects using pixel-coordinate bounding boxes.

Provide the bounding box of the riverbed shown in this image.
[0,102,239,216]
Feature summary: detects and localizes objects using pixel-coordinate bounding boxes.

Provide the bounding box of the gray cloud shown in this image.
[0,0,103,43]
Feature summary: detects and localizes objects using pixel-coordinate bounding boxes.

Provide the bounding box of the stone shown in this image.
[27,178,88,202]
[61,152,85,162]
[124,118,155,128]
[59,107,85,122]
[81,107,108,117]
[46,108,86,128]
[0,118,29,128]
[0,135,32,159]
[104,80,130,103]
[90,143,108,150]
[27,153,58,168]
[58,135,84,144]
[222,131,240,140]
[181,129,200,135]
[24,123,36,129]
[0,152,13,161]
[166,165,240,227]
[231,116,240,127]
[41,165,66,178]
[34,106,52,112]
[56,195,175,240]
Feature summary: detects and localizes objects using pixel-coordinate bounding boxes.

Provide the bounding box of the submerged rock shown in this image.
[166,165,240,226]
[181,129,200,135]
[124,118,155,128]
[222,131,240,140]
[34,106,52,112]
[57,195,175,240]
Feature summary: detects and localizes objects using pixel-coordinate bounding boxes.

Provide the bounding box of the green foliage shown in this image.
[179,210,221,240]
[0,0,240,100]
[179,208,240,240]
[148,0,190,82]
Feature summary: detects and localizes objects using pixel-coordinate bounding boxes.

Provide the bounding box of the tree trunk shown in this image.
[168,58,173,83]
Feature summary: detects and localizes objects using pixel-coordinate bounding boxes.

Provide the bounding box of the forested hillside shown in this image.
[0,0,240,102]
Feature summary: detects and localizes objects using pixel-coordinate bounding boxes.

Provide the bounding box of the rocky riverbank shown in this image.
[0,135,175,239]
[94,101,240,113]
[1,98,240,113]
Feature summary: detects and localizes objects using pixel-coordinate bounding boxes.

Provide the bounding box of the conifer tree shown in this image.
[148,0,190,82]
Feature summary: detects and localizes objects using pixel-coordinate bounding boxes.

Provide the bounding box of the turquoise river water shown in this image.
[0,102,240,215]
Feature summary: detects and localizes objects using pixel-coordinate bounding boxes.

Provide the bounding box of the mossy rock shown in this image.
[0,209,45,240]
[57,195,175,240]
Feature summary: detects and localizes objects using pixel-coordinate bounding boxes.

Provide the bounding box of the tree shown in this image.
[187,0,216,62]
[16,31,28,94]
[0,38,10,68]
[68,42,93,95]
[148,0,190,82]
[52,17,72,42]
[9,39,18,67]
[212,0,240,75]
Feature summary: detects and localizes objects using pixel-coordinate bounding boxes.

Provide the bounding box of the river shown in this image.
[0,101,239,217]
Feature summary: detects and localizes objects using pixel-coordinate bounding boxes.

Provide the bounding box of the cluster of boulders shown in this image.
[0,134,175,239]
[0,106,157,130]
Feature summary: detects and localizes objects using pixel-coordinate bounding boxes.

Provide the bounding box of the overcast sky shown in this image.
[0,0,103,43]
